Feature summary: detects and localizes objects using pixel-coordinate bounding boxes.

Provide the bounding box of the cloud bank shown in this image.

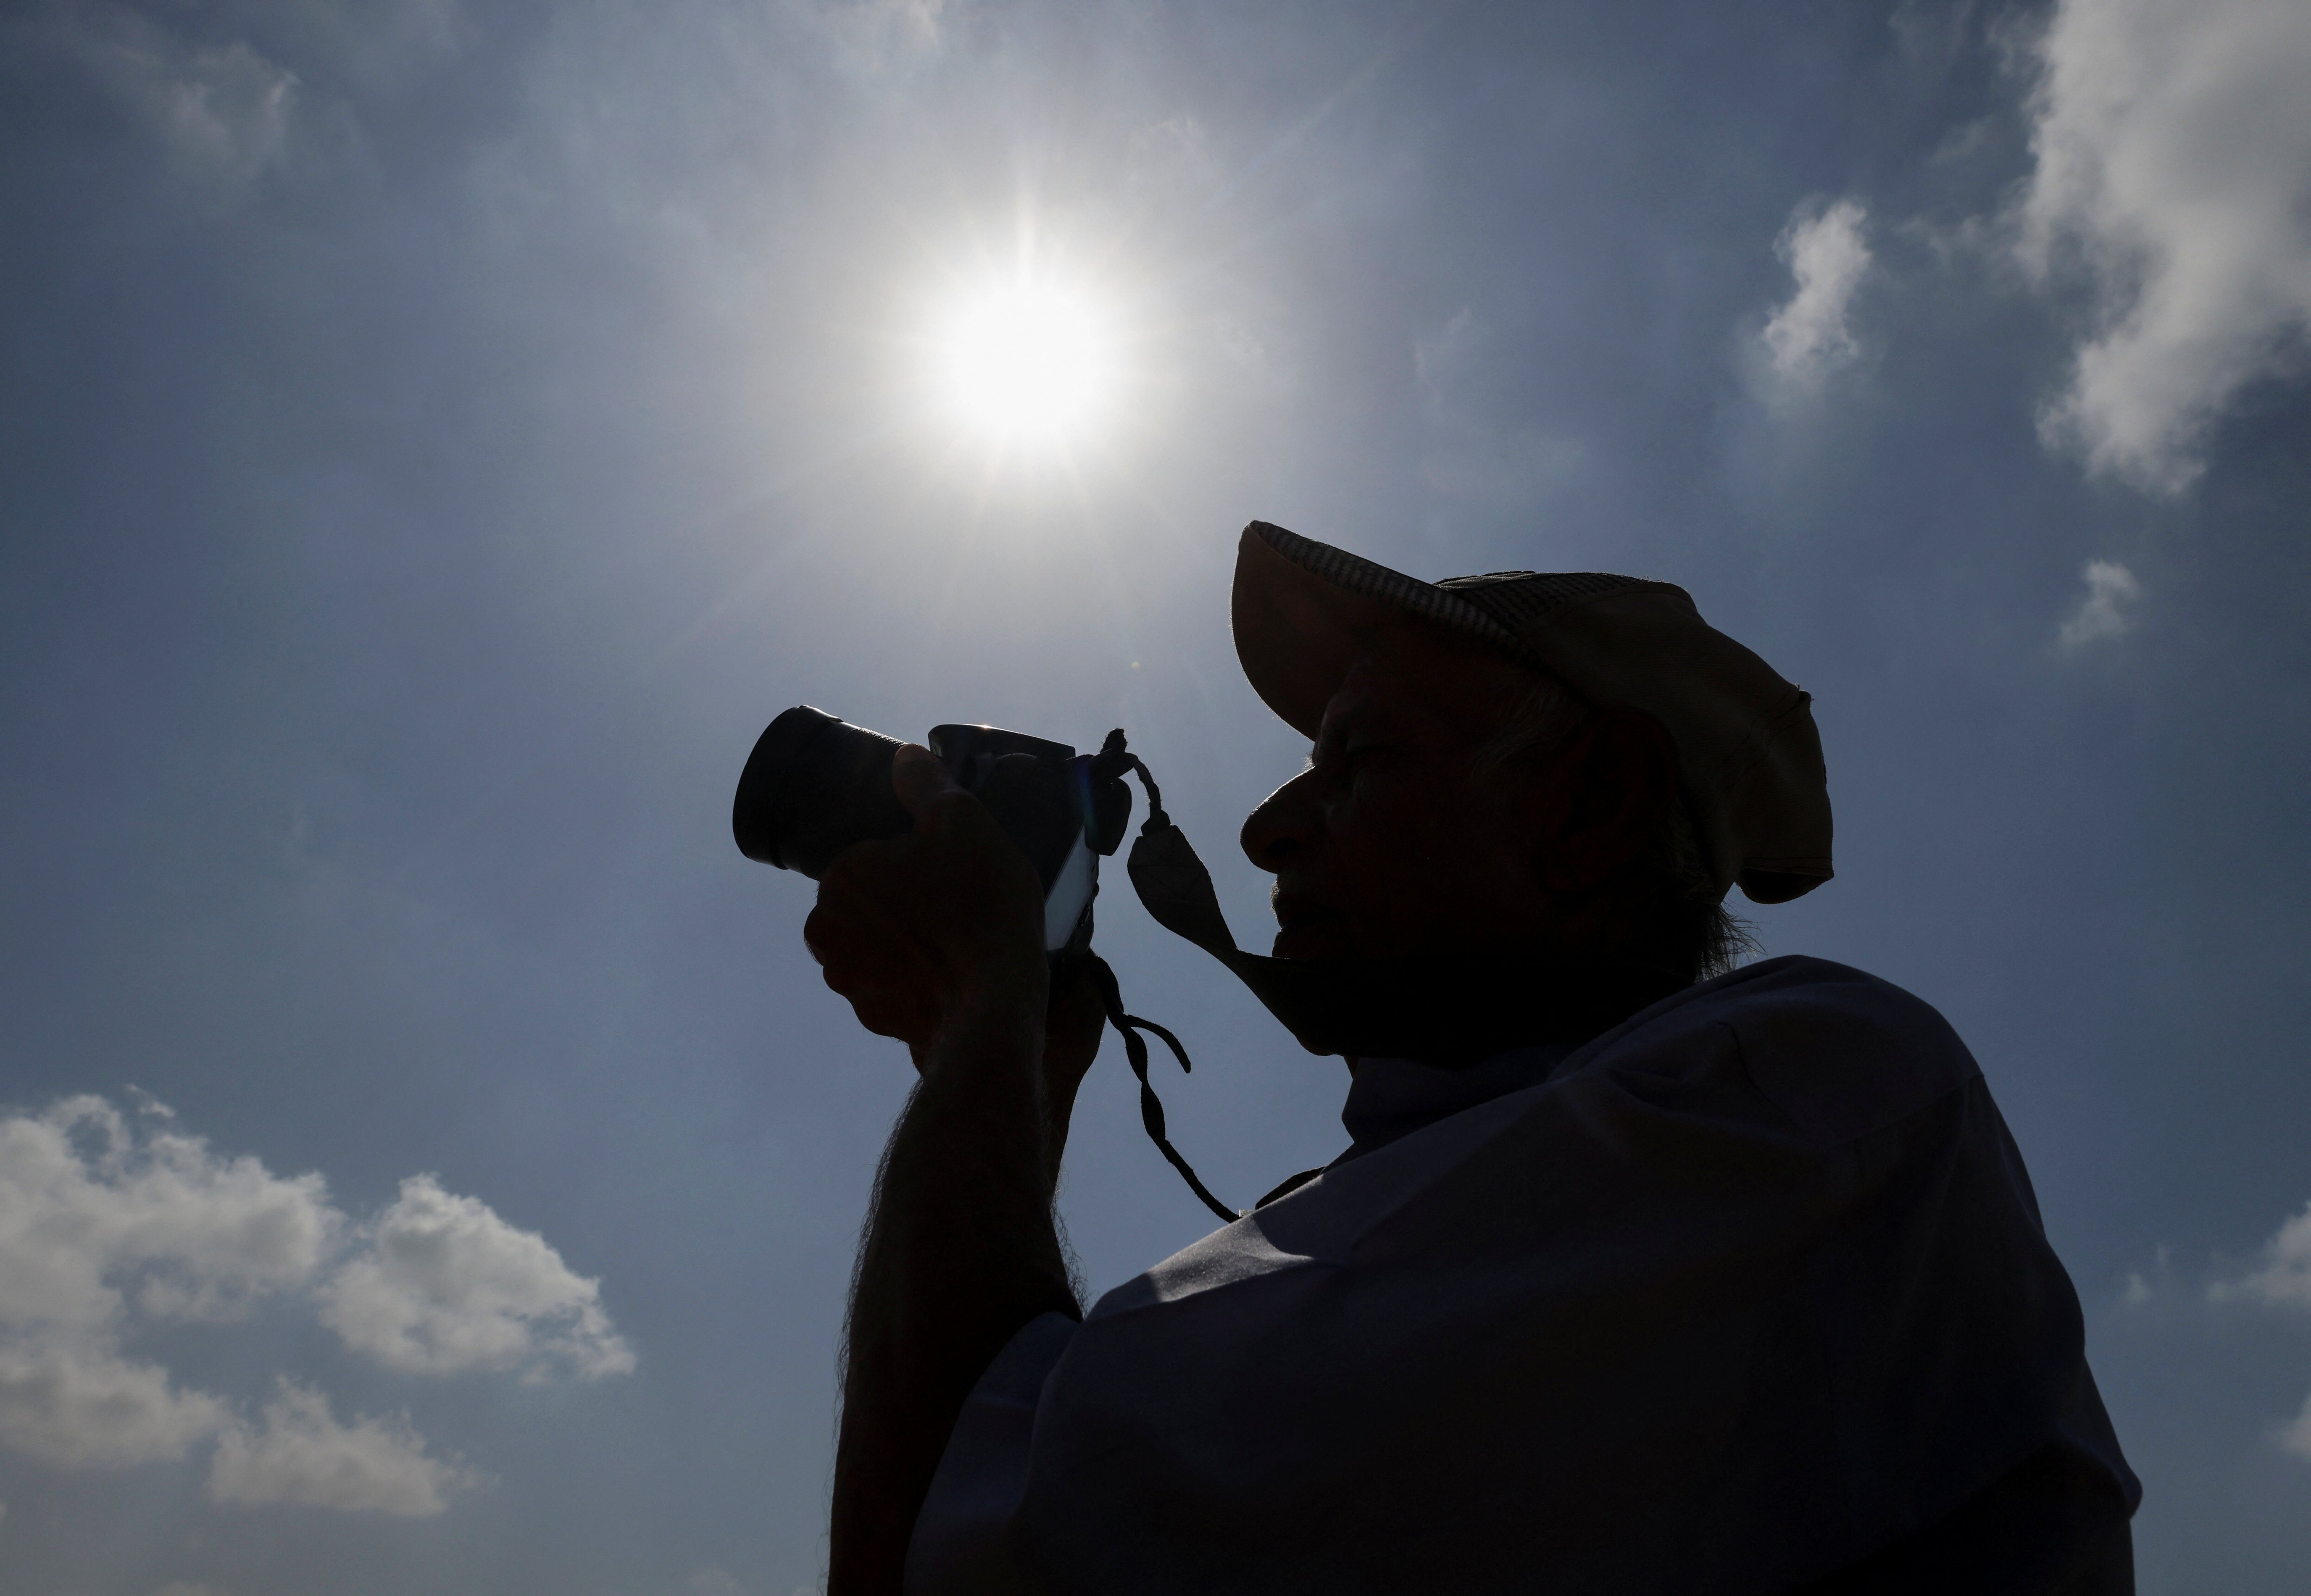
[0,1095,627,1510]
[2015,0,2311,492]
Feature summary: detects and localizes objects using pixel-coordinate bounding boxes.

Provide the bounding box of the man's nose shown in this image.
[1240,770,1320,873]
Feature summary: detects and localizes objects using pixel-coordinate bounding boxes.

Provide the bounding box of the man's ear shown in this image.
[1528,708,1679,896]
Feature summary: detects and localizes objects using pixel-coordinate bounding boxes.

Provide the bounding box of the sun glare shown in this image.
[933,279,1116,447]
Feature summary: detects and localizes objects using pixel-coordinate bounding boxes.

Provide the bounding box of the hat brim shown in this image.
[1231,523,1526,739]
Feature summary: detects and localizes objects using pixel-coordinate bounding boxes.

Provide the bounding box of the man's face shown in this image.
[1239,633,1561,962]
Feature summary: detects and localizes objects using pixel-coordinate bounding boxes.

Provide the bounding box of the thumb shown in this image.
[891,744,964,825]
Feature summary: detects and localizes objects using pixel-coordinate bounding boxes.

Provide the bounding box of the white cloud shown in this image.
[1758,197,1873,400]
[2057,559,2141,647]
[0,1094,628,1498]
[208,1379,476,1516]
[319,1175,635,1381]
[2281,1394,2311,1462]
[2211,1198,2311,1311]
[2116,1243,2174,1308]
[0,1095,339,1334]
[0,1095,331,1466]
[2209,1199,2311,1459]
[2014,0,2311,492]
[0,1342,228,1468]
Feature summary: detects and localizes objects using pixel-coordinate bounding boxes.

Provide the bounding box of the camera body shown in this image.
[735,707,1246,1220]
[732,706,1134,954]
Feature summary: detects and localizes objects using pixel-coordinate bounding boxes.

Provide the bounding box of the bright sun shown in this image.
[932,279,1116,447]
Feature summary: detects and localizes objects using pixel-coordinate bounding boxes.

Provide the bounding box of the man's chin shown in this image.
[1269,921,1357,960]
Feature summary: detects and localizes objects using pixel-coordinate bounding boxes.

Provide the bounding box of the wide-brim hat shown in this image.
[1230,521,1832,905]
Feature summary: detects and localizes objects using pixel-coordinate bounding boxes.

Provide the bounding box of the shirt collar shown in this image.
[1338,1043,1575,1159]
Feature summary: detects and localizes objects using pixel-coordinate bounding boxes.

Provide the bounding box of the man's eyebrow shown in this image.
[1311,700,1377,760]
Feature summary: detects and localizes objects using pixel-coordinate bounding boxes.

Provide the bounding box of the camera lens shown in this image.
[732,706,916,879]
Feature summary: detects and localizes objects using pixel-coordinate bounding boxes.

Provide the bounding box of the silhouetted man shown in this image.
[803,522,2138,1594]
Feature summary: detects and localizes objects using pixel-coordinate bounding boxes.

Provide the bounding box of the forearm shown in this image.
[829,999,1082,1596]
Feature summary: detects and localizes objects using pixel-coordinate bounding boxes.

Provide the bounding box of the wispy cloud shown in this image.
[1756,197,1873,404]
[21,0,473,200]
[805,0,948,74]
[2014,0,2311,492]
[58,16,300,196]
[2120,1243,2171,1307]
[2057,559,2141,647]
[1413,308,1586,505]
[2280,1399,2311,1462]
[2210,1198,2311,1458]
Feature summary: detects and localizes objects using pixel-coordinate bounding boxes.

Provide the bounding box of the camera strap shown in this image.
[1082,953,1239,1224]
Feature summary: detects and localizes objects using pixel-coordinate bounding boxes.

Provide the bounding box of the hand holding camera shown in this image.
[800,746,1109,1160]
[802,745,1048,1066]
[736,705,1233,1218]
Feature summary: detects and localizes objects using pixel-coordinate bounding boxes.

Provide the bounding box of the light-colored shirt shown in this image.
[907,956,2138,1595]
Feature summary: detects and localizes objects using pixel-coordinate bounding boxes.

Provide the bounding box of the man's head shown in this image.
[1228,523,1830,988]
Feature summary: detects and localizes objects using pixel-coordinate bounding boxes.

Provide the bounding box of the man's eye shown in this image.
[1313,739,1388,781]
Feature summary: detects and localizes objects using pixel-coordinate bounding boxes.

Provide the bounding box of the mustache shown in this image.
[1269,886,1342,931]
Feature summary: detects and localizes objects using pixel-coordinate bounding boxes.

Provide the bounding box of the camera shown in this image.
[731,706,1137,954]
[733,707,1243,1222]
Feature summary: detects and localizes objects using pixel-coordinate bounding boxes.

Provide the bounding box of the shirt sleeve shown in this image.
[905,1311,1079,1596]
[909,959,2135,1596]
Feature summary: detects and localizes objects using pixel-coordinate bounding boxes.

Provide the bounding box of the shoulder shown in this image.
[1592,955,1984,1149]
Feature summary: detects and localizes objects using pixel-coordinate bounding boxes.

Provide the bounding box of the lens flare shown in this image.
[934,280,1114,445]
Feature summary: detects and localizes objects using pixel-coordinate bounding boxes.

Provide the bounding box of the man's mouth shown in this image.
[1270,894,1349,959]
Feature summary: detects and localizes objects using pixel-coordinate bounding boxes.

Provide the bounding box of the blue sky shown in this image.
[3,2,2308,1592]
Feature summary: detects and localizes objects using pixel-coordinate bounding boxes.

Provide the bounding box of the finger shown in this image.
[891,744,963,825]
[834,980,938,1046]
[1047,952,1102,1016]
[808,908,935,1039]
[803,889,919,983]
[1045,958,1108,1068]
